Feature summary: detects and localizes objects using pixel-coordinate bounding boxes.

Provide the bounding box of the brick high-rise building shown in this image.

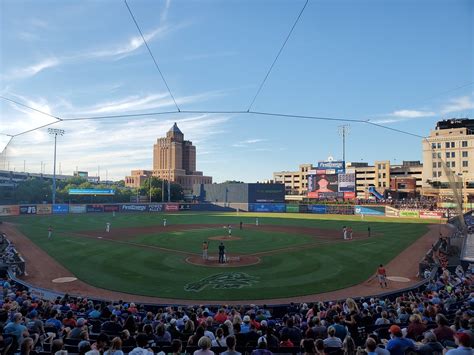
[126,123,212,192]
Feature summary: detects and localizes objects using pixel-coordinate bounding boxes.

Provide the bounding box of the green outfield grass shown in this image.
[3,212,435,301]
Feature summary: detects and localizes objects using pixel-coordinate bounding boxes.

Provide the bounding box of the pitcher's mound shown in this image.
[186,254,260,267]
[208,236,242,241]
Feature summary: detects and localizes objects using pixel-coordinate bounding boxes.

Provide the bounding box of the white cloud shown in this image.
[441,95,474,115]
[161,0,171,23]
[4,58,60,80]
[232,138,266,148]
[391,109,435,118]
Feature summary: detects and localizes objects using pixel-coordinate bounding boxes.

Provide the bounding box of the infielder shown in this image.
[202,241,209,260]
[376,264,388,288]
[106,222,111,233]
[256,218,259,226]
[163,218,167,227]
[228,224,232,237]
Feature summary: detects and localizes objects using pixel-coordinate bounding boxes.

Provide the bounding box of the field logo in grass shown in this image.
[184,272,259,292]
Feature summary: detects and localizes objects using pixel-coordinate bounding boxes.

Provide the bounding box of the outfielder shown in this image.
[105,222,111,233]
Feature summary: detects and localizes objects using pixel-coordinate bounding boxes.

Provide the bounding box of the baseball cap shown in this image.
[389,325,401,334]
[243,315,250,322]
[77,318,87,326]
[28,310,38,318]
[454,332,470,344]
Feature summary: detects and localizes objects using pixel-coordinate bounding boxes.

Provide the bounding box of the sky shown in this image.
[0,0,473,183]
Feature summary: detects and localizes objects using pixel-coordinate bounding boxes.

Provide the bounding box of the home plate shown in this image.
[98,237,103,239]
[387,276,410,282]
[52,277,77,283]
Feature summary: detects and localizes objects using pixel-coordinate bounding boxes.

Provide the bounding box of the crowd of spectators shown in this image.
[0,263,471,355]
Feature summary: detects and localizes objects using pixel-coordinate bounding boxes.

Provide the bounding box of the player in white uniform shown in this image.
[163,218,167,227]
[256,218,259,226]
[106,222,111,233]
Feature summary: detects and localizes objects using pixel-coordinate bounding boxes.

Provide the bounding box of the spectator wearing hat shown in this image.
[26,310,44,336]
[417,331,444,355]
[241,315,251,334]
[68,318,88,339]
[445,332,472,355]
[385,325,415,355]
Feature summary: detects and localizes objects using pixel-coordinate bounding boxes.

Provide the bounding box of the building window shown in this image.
[451,161,455,168]
[438,171,442,177]
[463,161,468,167]
[445,142,450,148]
[446,162,450,168]
[432,152,436,159]
[446,152,450,158]
[437,162,441,168]
[451,152,455,158]
[462,141,468,147]
[432,162,437,168]
[431,143,436,149]
[433,171,437,177]
[451,142,455,148]
[437,152,441,158]
[437,143,441,149]
[462,151,468,157]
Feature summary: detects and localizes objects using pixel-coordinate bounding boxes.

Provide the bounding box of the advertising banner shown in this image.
[179,204,191,211]
[148,204,163,212]
[86,204,104,213]
[385,206,400,217]
[69,205,87,214]
[419,211,444,219]
[317,161,345,174]
[248,203,286,212]
[0,205,20,216]
[399,210,420,218]
[103,204,120,212]
[319,192,344,199]
[121,204,147,212]
[343,191,356,200]
[52,204,69,214]
[307,205,327,214]
[327,205,354,215]
[68,189,115,195]
[164,203,179,212]
[286,205,300,213]
[36,204,52,215]
[338,173,355,192]
[19,205,37,215]
[299,204,309,213]
[307,191,318,199]
[355,205,385,216]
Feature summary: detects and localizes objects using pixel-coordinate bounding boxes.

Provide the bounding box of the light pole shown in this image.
[338,125,350,163]
[48,128,65,205]
[168,145,171,202]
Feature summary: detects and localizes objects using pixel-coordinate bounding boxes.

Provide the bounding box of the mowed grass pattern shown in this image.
[4,212,431,300]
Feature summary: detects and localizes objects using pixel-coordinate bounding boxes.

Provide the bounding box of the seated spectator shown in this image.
[279,333,294,348]
[280,318,302,345]
[188,326,205,346]
[315,339,325,355]
[104,337,124,355]
[374,312,390,326]
[68,318,88,339]
[343,336,356,355]
[101,315,123,335]
[193,336,214,355]
[26,310,44,336]
[445,333,472,355]
[251,339,273,355]
[312,318,327,339]
[221,335,241,355]
[155,323,171,344]
[417,331,444,355]
[384,325,415,355]
[20,337,34,355]
[365,337,379,355]
[211,328,226,347]
[367,334,389,355]
[88,333,109,355]
[120,330,136,348]
[302,339,316,355]
[258,327,279,349]
[406,314,426,341]
[129,333,153,355]
[4,312,29,344]
[51,339,65,355]
[170,339,182,355]
[433,314,455,345]
[123,315,138,336]
[62,311,76,328]
[332,316,348,341]
[324,326,343,349]
[78,341,91,355]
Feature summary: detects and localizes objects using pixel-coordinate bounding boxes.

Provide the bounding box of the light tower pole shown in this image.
[338,125,350,163]
[48,128,65,205]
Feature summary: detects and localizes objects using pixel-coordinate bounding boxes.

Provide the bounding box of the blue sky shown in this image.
[0,0,472,182]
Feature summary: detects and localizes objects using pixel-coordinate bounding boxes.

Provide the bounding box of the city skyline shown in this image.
[1,0,472,182]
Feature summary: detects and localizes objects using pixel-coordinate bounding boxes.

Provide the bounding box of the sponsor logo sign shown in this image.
[36,204,52,215]
[286,205,300,213]
[68,189,115,195]
[19,205,36,215]
[399,210,420,218]
[164,203,179,211]
[121,204,147,212]
[419,211,444,219]
[317,161,345,173]
[355,205,385,216]
[52,204,69,214]
[69,205,87,214]
[148,204,163,212]
[86,204,104,213]
[103,205,120,212]
[0,205,20,216]
[307,205,327,214]
[385,206,400,217]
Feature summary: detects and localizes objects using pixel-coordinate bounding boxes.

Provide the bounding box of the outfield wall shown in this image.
[0,202,446,220]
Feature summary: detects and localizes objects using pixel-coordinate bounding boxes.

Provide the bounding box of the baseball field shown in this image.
[2,212,438,301]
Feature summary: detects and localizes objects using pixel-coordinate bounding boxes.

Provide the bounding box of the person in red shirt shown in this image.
[214,308,228,324]
[376,264,388,288]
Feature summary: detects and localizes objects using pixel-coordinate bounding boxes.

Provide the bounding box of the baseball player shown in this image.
[376,264,388,288]
[256,218,259,226]
[105,222,111,233]
[163,218,167,227]
[228,224,232,237]
[202,241,209,260]
[48,225,53,239]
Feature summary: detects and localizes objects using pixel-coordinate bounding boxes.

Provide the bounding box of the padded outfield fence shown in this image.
[0,202,448,220]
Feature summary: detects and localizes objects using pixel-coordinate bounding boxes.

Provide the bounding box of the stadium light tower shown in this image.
[48,128,65,205]
[338,125,350,162]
